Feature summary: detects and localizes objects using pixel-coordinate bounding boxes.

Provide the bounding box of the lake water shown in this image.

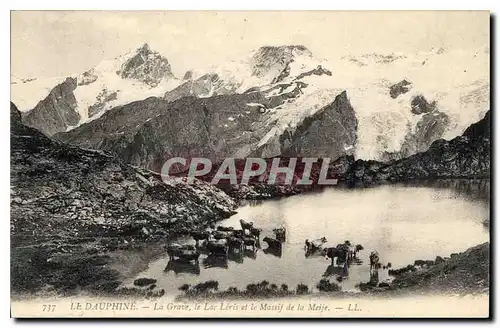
[128,181,489,295]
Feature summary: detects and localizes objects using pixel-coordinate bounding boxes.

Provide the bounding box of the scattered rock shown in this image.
[317,278,341,292]
[389,80,412,98]
[133,278,157,287]
[296,284,309,295]
[391,243,489,293]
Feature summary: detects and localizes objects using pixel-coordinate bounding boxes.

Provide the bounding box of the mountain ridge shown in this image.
[14,44,489,163]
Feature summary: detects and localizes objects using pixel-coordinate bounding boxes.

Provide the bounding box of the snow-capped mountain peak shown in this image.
[71,43,179,122]
[174,45,331,98]
[116,43,175,87]
[14,43,181,134]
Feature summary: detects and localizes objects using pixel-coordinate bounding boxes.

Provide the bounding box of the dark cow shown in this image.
[369,267,379,285]
[231,229,245,239]
[369,251,380,271]
[228,249,244,264]
[190,231,210,246]
[273,227,286,242]
[305,237,327,253]
[206,240,229,256]
[244,248,258,260]
[242,237,257,250]
[240,219,254,230]
[213,231,232,240]
[353,244,364,258]
[166,244,200,263]
[203,254,228,269]
[323,247,348,266]
[249,227,262,239]
[263,236,282,250]
[263,246,283,258]
[227,237,244,251]
[304,239,311,251]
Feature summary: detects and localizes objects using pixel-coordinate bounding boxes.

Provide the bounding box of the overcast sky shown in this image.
[11,11,489,79]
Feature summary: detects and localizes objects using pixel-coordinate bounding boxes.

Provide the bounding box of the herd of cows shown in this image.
[166,219,286,263]
[165,219,384,272]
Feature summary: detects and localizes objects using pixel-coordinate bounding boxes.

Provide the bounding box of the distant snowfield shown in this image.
[333,48,490,159]
[252,48,489,160]
[11,46,489,160]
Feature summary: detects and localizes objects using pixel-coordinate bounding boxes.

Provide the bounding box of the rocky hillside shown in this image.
[390,242,489,294]
[10,102,236,247]
[117,43,175,87]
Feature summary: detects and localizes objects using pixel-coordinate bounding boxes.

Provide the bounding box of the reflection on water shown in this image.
[165,260,201,276]
[129,181,489,295]
[401,179,490,203]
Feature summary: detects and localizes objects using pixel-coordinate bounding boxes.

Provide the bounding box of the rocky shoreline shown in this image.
[172,242,489,301]
[11,237,489,300]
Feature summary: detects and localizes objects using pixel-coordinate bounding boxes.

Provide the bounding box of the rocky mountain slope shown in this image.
[10,102,236,247]
[21,77,80,136]
[13,44,180,136]
[55,82,356,171]
[389,242,489,294]
[331,109,490,185]
[163,45,328,100]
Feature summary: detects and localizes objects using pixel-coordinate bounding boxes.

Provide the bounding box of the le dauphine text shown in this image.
[68,301,344,313]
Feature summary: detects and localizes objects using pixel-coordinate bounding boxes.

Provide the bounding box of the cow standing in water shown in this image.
[353,244,364,258]
[273,227,286,242]
[304,237,327,254]
[249,227,262,240]
[369,251,380,271]
[239,219,254,232]
[323,247,348,266]
[190,231,210,247]
[166,244,200,263]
